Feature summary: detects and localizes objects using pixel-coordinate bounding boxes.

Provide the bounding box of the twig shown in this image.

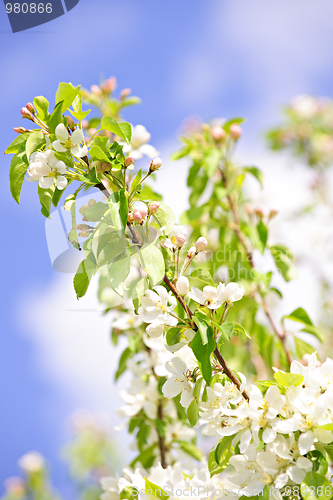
[163,275,250,401]
[220,169,293,366]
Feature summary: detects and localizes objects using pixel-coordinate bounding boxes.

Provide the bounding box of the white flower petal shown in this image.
[55,176,67,190]
[55,123,68,142]
[39,176,54,189]
[52,140,67,153]
[71,128,84,146]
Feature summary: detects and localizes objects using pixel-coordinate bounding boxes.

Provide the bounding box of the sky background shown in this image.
[1,0,333,495]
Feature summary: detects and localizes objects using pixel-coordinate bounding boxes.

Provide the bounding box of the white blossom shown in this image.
[188,283,225,309]
[138,286,178,337]
[122,125,158,161]
[162,226,187,251]
[162,357,194,408]
[27,149,67,189]
[53,123,87,157]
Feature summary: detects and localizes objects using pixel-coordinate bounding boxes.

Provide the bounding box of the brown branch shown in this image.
[95,183,250,399]
[157,401,167,468]
[221,168,293,366]
[163,275,250,401]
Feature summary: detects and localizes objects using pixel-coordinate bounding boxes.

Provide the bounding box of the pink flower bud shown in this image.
[195,237,207,253]
[211,127,226,141]
[138,206,148,218]
[105,76,117,93]
[254,207,265,218]
[21,107,33,120]
[90,84,102,96]
[128,212,134,223]
[229,123,242,140]
[88,128,97,136]
[269,208,278,219]
[81,120,89,129]
[13,127,29,134]
[26,102,36,115]
[124,156,134,167]
[133,211,143,223]
[149,202,160,214]
[176,276,189,296]
[187,246,196,259]
[149,157,162,172]
[175,233,186,247]
[120,88,131,99]
[244,203,253,215]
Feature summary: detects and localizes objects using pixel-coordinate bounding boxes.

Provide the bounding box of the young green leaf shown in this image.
[9,153,29,203]
[139,244,165,286]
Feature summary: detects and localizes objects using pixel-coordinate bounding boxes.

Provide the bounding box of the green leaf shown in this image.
[38,185,55,218]
[215,434,235,467]
[178,441,203,461]
[115,347,132,380]
[56,82,81,112]
[153,202,176,233]
[223,117,245,133]
[270,244,296,281]
[49,101,64,134]
[192,316,209,345]
[130,168,143,194]
[295,336,316,359]
[145,479,169,500]
[315,443,333,462]
[25,131,45,160]
[187,399,200,427]
[166,327,182,346]
[119,122,132,143]
[274,371,304,387]
[80,201,108,222]
[301,472,332,500]
[90,145,112,163]
[120,486,136,500]
[33,96,49,121]
[101,116,131,144]
[108,189,128,234]
[217,322,234,341]
[232,322,251,339]
[243,166,264,187]
[131,277,149,313]
[139,244,165,286]
[208,435,235,477]
[108,255,131,296]
[9,153,28,203]
[301,325,324,343]
[171,147,191,161]
[64,190,81,250]
[318,423,333,431]
[73,258,96,299]
[5,133,29,154]
[191,326,215,383]
[190,269,215,286]
[130,444,156,469]
[256,220,268,254]
[284,307,313,326]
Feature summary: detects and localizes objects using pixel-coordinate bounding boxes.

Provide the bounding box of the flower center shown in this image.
[64,139,72,148]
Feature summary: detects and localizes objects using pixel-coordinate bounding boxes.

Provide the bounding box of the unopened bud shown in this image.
[88,199,96,207]
[149,157,162,172]
[26,102,36,115]
[195,237,207,253]
[149,202,160,214]
[138,206,148,219]
[13,127,29,134]
[211,127,226,142]
[269,208,278,219]
[77,224,90,231]
[187,246,196,259]
[66,116,75,129]
[133,211,143,223]
[201,123,210,131]
[120,88,131,99]
[105,76,117,93]
[176,276,189,296]
[88,128,97,136]
[175,233,186,247]
[254,207,265,218]
[244,203,253,215]
[90,84,102,96]
[124,156,134,168]
[21,107,33,120]
[229,123,242,140]
[78,230,90,238]
[79,204,89,216]
[81,120,89,129]
[128,212,134,223]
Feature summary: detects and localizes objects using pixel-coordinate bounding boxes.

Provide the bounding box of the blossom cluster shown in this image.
[198,353,333,494]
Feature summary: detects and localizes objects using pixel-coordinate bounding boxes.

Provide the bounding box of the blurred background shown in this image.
[2,0,333,496]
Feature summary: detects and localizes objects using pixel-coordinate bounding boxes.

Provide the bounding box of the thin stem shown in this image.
[220,168,293,366]
[163,275,249,400]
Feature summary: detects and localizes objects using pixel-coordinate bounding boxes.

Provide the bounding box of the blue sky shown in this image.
[2,0,333,495]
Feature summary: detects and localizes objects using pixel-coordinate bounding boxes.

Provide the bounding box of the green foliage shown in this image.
[191,326,215,383]
[139,244,165,286]
[9,152,28,203]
